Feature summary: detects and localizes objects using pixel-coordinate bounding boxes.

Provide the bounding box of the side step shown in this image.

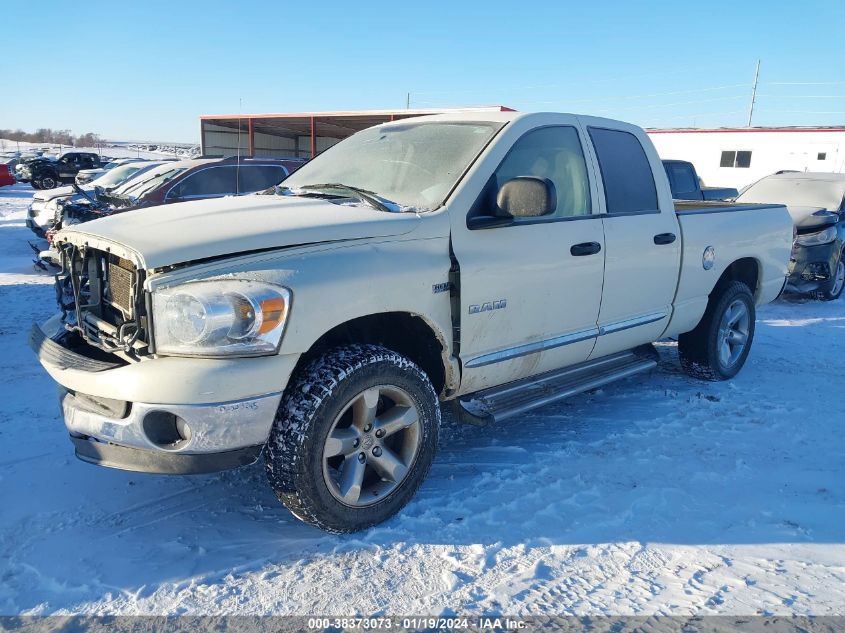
[456,346,658,425]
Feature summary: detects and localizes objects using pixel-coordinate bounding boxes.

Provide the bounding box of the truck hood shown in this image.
[56,194,422,269]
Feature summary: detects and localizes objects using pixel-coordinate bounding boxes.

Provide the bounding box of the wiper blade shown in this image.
[299,183,394,213]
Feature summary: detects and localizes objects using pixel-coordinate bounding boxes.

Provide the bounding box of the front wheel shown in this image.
[678,281,756,381]
[820,252,845,301]
[264,344,440,533]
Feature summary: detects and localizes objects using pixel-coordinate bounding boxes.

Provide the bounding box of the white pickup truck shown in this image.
[32,112,793,532]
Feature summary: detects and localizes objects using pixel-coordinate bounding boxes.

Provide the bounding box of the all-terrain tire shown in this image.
[33,169,58,190]
[264,344,440,533]
[820,250,845,301]
[678,281,756,381]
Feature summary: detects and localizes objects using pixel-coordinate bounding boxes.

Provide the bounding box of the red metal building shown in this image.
[199,107,514,159]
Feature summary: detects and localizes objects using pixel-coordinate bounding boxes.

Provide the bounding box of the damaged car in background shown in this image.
[735,171,845,300]
[52,156,304,232]
[27,160,166,238]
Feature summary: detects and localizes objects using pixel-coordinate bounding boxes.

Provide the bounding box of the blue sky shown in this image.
[2,0,843,142]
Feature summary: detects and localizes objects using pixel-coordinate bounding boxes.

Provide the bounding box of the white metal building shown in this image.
[647,127,845,191]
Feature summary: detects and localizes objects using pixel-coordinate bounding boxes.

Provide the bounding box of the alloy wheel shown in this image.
[322,384,421,507]
[717,299,750,369]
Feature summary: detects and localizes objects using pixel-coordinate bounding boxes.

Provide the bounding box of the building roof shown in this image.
[200,106,515,121]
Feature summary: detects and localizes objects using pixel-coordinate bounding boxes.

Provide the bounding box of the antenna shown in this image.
[236,97,242,195]
[747,59,761,127]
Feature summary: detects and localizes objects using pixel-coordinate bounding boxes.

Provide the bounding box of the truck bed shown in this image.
[674,200,783,215]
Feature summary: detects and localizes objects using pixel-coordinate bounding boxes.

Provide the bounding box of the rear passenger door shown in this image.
[583,123,681,360]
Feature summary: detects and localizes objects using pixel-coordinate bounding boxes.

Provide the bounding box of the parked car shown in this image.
[662,159,738,201]
[0,163,15,187]
[18,152,102,190]
[26,161,169,237]
[55,157,304,228]
[735,172,845,300]
[14,156,45,183]
[32,112,792,533]
[75,158,147,186]
[1,154,21,173]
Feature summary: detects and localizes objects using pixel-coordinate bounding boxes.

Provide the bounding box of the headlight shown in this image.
[795,226,837,247]
[151,280,291,357]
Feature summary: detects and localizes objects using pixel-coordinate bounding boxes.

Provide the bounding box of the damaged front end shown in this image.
[55,240,152,358]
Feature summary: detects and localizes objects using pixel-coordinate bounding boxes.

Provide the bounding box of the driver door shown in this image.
[450,118,606,394]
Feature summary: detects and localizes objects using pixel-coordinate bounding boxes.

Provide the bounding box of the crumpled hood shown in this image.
[56,194,421,269]
[786,204,833,226]
[33,185,76,202]
[790,206,839,232]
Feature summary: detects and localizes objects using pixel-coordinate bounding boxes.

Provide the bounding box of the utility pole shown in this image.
[406,92,410,109]
[747,59,761,127]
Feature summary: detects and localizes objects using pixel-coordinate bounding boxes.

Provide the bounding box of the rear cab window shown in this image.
[588,127,658,214]
[665,162,698,197]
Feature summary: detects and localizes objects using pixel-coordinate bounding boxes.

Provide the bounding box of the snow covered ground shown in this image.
[0,181,843,616]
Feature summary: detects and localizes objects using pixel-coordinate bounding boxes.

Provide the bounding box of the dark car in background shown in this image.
[662,159,738,201]
[736,172,845,300]
[17,152,103,190]
[58,156,304,229]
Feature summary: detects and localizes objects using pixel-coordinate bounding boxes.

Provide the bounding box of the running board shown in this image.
[456,346,658,425]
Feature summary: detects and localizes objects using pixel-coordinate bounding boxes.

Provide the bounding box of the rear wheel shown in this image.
[820,252,845,301]
[678,281,756,381]
[264,344,440,533]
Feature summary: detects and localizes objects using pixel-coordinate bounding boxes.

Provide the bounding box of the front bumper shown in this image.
[31,318,298,474]
[26,218,46,237]
[786,241,838,293]
[62,389,277,474]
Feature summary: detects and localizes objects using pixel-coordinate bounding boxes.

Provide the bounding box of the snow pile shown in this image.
[0,182,843,615]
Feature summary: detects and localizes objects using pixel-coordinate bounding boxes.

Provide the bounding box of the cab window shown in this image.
[588,127,658,214]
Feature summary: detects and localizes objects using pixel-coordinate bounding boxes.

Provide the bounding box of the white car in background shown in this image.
[26,161,168,237]
[75,158,147,186]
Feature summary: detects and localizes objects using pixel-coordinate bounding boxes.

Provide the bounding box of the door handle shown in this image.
[570,241,602,256]
[653,232,677,245]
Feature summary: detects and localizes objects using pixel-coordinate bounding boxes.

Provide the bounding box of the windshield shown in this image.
[282,121,503,211]
[92,163,146,188]
[114,166,187,198]
[737,177,845,211]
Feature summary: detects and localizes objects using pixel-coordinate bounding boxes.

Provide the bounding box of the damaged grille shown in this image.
[56,243,150,356]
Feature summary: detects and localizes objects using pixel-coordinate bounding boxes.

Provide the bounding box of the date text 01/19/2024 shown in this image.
[305,617,528,630]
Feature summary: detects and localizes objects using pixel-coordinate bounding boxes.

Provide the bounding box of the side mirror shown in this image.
[466,176,558,230]
[496,177,556,218]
